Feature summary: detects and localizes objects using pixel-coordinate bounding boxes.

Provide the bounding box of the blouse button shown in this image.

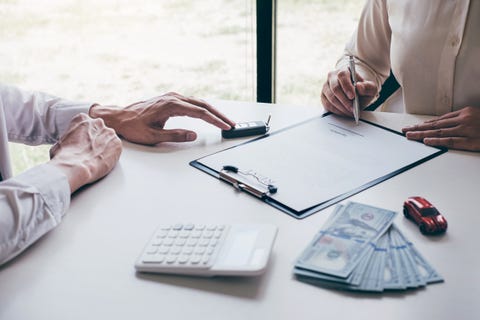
[450,35,459,47]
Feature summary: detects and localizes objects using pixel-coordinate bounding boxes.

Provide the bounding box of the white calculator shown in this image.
[135,223,277,276]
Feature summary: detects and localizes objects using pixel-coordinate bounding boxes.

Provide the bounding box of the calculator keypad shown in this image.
[141,224,228,269]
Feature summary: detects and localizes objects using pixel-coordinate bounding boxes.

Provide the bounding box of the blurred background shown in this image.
[0,0,363,175]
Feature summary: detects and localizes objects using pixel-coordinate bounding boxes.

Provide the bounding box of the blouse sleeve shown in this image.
[336,0,393,96]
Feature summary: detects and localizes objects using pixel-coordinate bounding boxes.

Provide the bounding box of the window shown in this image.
[276,0,363,106]
[1,0,256,175]
[1,0,363,175]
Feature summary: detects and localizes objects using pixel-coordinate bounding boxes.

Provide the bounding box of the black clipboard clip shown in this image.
[219,165,277,199]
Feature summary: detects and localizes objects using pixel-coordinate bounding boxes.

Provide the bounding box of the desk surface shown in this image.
[1,101,479,320]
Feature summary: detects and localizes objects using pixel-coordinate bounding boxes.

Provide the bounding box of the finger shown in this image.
[331,71,354,111]
[60,113,92,139]
[49,142,60,159]
[423,137,474,150]
[67,113,90,129]
[337,70,355,100]
[404,126,463,141]
[166,100,232,130]
[355,72,365,82]
[92,117,107,130]
[323,82,352,116]
[424,110,461,123]
[321,93,352,117]
[172,94,235,128]
[72,113,90,122]
[151,128,198,143]
[402,117,460,133]
[356,81,377,97]
[322,88,351,117]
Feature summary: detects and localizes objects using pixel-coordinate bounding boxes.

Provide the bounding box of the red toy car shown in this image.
[403,196,448,234]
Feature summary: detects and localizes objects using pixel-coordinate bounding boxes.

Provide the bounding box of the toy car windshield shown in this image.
[421,208,439,217]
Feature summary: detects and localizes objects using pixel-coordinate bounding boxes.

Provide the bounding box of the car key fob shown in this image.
[222,116,271,139]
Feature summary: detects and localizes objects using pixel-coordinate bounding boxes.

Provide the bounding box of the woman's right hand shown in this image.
[321,68,378,117]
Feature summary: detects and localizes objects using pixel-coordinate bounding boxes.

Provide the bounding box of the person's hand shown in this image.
[89,92,236,145]
[321,68,377,117]
[49,113,123,193]
[402,106,480,152]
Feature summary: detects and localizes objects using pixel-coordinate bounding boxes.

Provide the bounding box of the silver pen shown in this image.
[348,55,360,125]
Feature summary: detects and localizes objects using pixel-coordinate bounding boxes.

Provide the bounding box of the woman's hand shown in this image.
[402,106,480,152]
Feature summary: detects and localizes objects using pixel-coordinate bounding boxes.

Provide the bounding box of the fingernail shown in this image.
[186,132,196,141]
[405,132,415,139]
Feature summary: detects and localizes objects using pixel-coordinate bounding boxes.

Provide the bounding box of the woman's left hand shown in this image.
[402,106,480,152]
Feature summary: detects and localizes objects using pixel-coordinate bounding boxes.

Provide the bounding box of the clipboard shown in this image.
[190,114,446,219]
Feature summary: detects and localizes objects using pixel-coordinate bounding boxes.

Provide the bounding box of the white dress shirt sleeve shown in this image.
[0,164,70,265]
[0,83,92,145]
[0,83,93,265]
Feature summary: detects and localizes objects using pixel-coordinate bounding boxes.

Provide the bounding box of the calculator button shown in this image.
[203,231,213,239]
[151,239,163,246]
[143,255,165,263]
[146,247,158,254]
[166,255,177,264]
[199,239,209,246]
[158,246,170,254]
[170,246,182,255]
[156,230,169,238]
[182,247,194,255]
[175,238,186,246]
[184,224,194,230]
[202,256,211,265]
[190,256,201,264]
[179,231,190,238]
[191,231,202,238]
[163,238,174,246]
[186,239,198,246]
[178,255,189,264]
[194,247,206,255]
[168,231,179,238]
[138,223,238,274]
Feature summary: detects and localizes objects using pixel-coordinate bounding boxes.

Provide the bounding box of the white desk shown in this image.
[1,101,479,320]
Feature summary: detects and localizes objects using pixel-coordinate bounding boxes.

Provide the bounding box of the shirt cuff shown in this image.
[13,163,70,222]
[54,102,93,139]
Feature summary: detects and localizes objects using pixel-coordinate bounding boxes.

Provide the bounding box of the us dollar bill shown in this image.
[383,226,406,290]
[296,202,397,278]
[392,225,444,284]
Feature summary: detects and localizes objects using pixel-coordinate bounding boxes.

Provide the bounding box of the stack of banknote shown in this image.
[294,202,443,292]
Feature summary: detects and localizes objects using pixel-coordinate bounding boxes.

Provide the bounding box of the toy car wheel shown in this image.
[403,207,410,219]
[419,224,427,234]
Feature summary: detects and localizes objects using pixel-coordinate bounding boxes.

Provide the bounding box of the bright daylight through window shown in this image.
[0,0,361,175]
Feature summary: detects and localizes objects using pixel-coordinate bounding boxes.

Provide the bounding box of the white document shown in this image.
[193,114,444,217]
